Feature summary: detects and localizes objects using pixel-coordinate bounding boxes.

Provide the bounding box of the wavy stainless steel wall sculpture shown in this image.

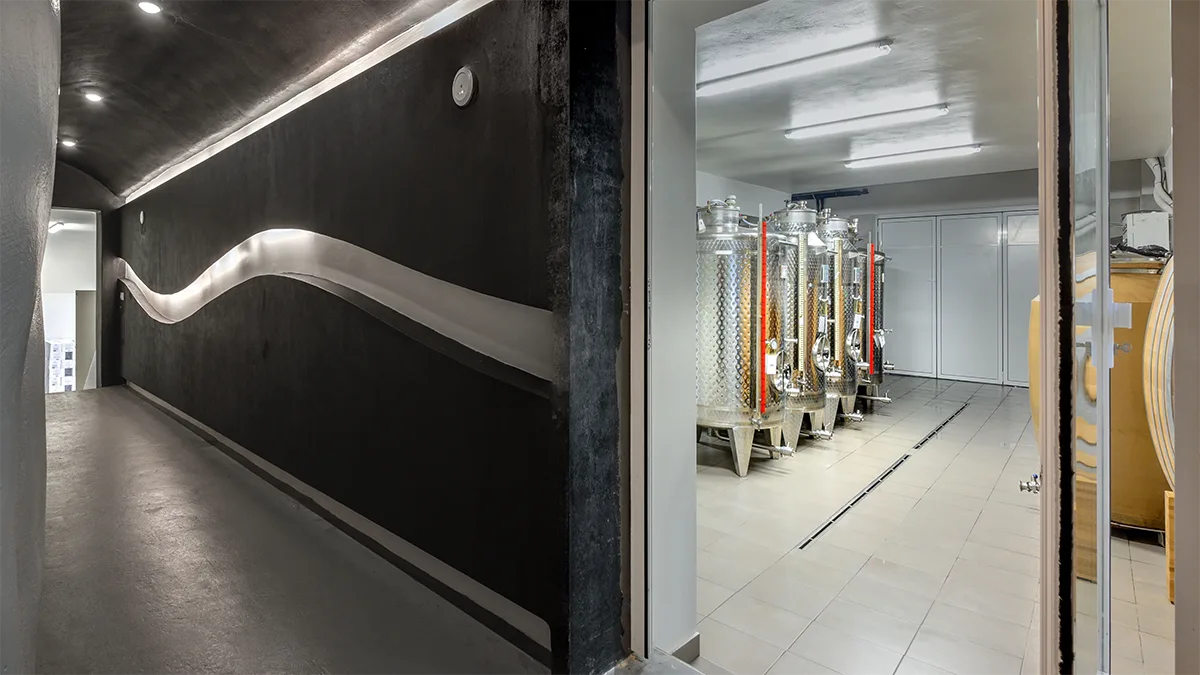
[118,229,554,391]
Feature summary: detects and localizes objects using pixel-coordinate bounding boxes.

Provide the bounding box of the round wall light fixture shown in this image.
[138,2,162,14]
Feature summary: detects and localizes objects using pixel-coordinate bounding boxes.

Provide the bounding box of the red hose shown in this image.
[760,220,767,413]
[867,243,876,374]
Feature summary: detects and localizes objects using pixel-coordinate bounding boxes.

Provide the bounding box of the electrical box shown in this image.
[1122,211,1171,250]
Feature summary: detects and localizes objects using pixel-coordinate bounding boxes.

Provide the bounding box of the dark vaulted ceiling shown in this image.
[57,0,449,198]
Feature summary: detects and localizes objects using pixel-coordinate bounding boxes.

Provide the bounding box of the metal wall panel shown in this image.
[1004,212,1040,385]
[878,217,936,376]
[937,214,1003,382]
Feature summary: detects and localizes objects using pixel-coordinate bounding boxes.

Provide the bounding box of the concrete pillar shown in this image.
[0,0,60,671]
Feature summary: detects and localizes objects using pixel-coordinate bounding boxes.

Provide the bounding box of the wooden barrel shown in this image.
[1144,258,1175,490]
[1029,255,1171,531]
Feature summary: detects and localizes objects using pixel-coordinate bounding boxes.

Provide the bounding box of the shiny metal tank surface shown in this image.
[696,196,784,476]
[858,242,894,396]
[818,210,863,419]
[770,201,832,448]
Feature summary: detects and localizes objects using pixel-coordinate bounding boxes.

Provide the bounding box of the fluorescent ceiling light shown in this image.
[138,2,162,13]
[846,144,982,169]
[49,222,65,233]
[785,104,948,141]
[60,139,77,147]
[697,40,893,98]
[85,93,104,102]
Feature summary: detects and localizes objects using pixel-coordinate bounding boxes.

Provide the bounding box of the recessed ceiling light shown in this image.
[785,104,949,141]
[60,139,77,147]
[697,40,893,97]
[845,144,982,169]
[49,222,65,234]
[85,92,104,102]
[138,2,162,14]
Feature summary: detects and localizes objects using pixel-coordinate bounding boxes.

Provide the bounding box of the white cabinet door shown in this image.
[879,217,936,376]
[937,214,1003,382]
[1004,213,1040,385]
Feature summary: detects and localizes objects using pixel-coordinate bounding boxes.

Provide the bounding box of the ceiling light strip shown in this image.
[784,104,949,141]
[845,143,982,169]
[123,0,493,204]
[696,40,892,98]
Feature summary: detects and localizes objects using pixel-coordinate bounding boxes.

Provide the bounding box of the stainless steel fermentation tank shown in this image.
[696,196,785,477]
[857,240,895,402]
[818,210,864,422]
[770,202,833,448]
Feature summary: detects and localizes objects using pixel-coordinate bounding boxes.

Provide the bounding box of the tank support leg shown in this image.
[768,426,783,448]
[823,393,839,434]
[840,395,860,421]
[696,426,704,443]
[730,427,754,477]
[783,412,804,450]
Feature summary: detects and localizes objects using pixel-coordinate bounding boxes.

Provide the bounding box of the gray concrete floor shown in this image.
[37,387,545,674]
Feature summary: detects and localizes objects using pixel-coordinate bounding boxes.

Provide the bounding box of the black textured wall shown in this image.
[116,1,626,672]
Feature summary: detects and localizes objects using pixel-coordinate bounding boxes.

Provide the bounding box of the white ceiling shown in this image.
[695,0,1172,195]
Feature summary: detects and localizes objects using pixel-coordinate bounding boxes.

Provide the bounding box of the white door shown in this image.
[937,214,1003,383]
[1004,212,1040,385]
[878,217,936,376]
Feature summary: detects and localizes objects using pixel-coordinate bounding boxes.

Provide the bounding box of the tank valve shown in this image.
[840,411,864,423]
[1019,474,1041,493]
[883,362,896,371]
[807,429,834,440]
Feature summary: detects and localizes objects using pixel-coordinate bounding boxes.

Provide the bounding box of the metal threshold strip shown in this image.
[796,401,970,550]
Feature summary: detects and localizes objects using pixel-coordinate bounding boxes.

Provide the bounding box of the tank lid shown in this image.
[698,195,755,233]
[820,211,851,234]
[770,201,819,233]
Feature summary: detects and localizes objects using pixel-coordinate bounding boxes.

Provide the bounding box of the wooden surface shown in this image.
[1077,474,1097,582]
[1029,256,1171,532]
[1145,259,1175,490]
[1167,490,1176,603]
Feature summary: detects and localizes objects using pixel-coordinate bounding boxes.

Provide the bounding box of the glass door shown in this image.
[1037,0,1115,671]
[1070,0,1114,671]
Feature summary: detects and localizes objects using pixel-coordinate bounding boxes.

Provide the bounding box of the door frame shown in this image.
[1036,0,1068,669]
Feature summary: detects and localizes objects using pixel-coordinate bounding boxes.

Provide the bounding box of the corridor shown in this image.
[37,388,544,674]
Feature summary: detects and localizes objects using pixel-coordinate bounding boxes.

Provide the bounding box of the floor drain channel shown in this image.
[795,401,971,550]
[911,402,971,450]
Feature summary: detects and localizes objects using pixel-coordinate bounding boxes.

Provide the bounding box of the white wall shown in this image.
[1170,1,1198,668]
[696,171,790,217]
[648,0,699,656]
[826,161,1147,243]
[40,229,96,340]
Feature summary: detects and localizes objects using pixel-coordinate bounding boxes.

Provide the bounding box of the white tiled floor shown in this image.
[690,376,1176,675]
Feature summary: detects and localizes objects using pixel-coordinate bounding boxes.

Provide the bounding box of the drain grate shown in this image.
[912,401,971,449]
[795,401,970,550]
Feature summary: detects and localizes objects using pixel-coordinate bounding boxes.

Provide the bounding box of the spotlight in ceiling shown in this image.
[845,143,982,169]
[138,1,162,13]
[85,92,104,102]
[785,104,949,141]
[60,139,78,148]
[49,222,66,234]
[697,40,893,98]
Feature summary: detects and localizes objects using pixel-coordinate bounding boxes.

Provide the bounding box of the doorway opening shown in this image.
[637,0,1177,673]
[41,207,99,393]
